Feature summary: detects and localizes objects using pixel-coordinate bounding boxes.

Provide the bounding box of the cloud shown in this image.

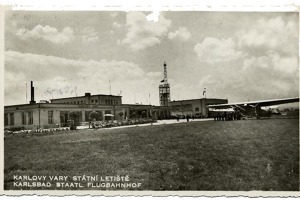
[113,22,122,28]
[120,12,171,51]
[16,25,74,44]
[197,50,299,102]
[168,27,191,41]
[194,37,243,64]
[5,51,162,105]
[198,75,221,89]
[243,51,298,74]
[81,27,99,43]
[193,16,299,101]
[171,83,202,100]
[146,11,160,22]
[110,12,119,18]
[237,16,298,54]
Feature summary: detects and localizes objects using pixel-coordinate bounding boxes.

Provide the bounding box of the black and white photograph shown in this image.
[2,7,300,194]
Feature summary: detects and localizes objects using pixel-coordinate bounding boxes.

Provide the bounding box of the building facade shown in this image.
[170,98,228,118]
[4,98,172,130]
[51,92,122,106]
[4,103,126,129]
[4,65,227,130]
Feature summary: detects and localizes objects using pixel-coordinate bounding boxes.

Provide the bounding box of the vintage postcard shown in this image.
[0,1,300,197]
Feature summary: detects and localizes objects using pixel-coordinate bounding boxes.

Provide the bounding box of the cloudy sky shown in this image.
[4,11,299,106]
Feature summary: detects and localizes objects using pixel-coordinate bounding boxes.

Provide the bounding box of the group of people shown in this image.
[213,111,242,121]
[175,115,196,122]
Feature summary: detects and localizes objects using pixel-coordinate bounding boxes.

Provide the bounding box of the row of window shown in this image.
[58,99,119,105]
[159,88,170,93]
[171,105,200,112]
[4,112,33,126]
[105,99,118,105]
[61,100,94,104]
[22,112,34,125]
[5,109,117,127]
[4,113,14,126]
[4,111,54,126]
[91,99,98,104]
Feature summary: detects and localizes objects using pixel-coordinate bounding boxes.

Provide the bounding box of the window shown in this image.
[60,111,64,123]
[48,111,53,124]
[60,111,70,126]
[22,112,26,125]
[4,113,8,126]
[91,100,94,103]
[105,110,111,114]
[28,111,33,125]
[85,111,90,121]
[95,99,98,103]
[115,100,118,105]
[195,107,199,112]
[10,113,14,126]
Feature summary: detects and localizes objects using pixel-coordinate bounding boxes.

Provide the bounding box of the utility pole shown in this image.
[203,88,207,117]
[109,80,111,95]
[26,82,27,103]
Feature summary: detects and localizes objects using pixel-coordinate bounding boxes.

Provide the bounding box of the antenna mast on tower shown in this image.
[163,61,168,82]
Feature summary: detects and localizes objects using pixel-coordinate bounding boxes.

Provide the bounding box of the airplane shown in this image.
[207,97,299,119]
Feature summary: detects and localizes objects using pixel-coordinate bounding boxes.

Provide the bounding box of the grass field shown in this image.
[4,118,299,191]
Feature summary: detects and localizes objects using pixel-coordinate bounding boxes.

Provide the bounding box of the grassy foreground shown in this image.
[4,118,299,191]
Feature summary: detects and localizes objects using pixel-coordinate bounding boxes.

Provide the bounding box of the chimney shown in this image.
[85,93,91,97]
[29,81,36,104]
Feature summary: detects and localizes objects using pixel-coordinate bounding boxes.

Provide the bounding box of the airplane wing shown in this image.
[207,97,299,109]
[210,108,235,112]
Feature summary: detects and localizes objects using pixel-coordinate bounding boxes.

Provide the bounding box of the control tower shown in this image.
[159,61,171,106]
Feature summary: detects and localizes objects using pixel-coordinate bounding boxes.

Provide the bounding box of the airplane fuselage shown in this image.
[239,106,272,119]
[208,97,299,120]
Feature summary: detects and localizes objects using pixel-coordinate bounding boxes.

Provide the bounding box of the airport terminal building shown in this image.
[4,91,226,130]
[4,90,171,130]
[4,63,226,130]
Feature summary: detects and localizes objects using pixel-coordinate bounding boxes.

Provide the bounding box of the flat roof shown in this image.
[4,102,123,109]
[122,103,167,107]
[171,98,228,102]
[50,94,122,101]
[4,103,169,110]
